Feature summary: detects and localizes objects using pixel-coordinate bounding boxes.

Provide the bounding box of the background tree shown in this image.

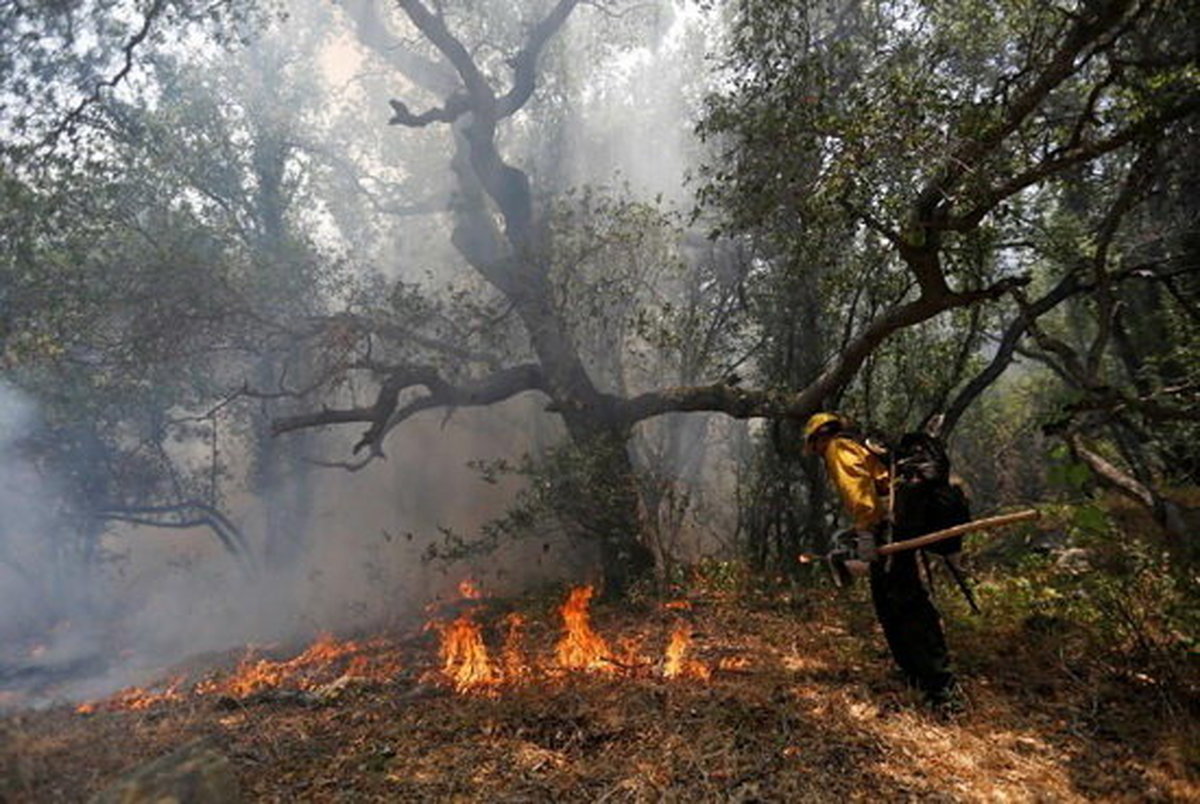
[696,0,1199,571]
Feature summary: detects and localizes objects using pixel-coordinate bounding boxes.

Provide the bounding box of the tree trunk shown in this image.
[556,413,654,598]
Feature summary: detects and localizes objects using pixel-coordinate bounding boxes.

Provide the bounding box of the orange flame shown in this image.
[556,585,614,672]
[76,675,186,714]
[663,626,710,681]
[501,613,531,682]
[77,633,400,713]
[195,632,377,698]
[458,579,483,599]
[437,616,498,693]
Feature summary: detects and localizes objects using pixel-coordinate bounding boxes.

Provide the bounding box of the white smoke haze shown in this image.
[0,381,67,642]
[1,0,739,707]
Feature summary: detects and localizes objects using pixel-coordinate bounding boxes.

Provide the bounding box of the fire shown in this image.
[717,656,752,672]
[663,626,710,681]
[501,613,531,682]
[76,676,186,714]
[556,585,614,672]
[196,632,366,698]
[436,616,498,693]
[71,580,745,712]
[424,577,503,693]
[75,632,401,714]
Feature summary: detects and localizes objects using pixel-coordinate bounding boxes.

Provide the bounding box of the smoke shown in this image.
[0,383,111,638]
[1,0,740,708]
[559,1,718,206]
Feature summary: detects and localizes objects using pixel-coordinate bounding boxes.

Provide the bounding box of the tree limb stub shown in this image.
[388,96,469,127]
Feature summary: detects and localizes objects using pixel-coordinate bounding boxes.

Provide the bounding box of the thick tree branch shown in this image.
[397,0,494,104]
[271,363,547,458]
[336,0,459,96]
[942,271,1089,436]
[497,0,581,118]
[1064,388,1200,423]
[942,98,1198,232]
[915,0,1137,222]
[1061,431,1191,553]
[620,276,1030,425]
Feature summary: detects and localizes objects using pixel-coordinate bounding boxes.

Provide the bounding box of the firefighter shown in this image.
[804,412,958,708]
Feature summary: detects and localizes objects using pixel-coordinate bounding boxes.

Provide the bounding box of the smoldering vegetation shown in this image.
[0,0,740,705]
[1,0,1196,746]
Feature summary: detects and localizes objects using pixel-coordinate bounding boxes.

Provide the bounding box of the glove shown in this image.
[854,530,878,562]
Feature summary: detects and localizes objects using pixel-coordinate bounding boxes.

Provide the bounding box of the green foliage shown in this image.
[425,436,645,569]
[964,501,1199,703]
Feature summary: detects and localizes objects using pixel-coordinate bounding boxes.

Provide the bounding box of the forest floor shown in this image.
[2,580,1198,803]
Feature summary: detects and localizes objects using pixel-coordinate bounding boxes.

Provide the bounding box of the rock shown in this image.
[89,738,240,804]
[1054,547,1093,573]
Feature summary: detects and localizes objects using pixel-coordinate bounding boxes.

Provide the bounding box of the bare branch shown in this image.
[915,0,1139,222]
[942,98,1198,232]
[497,0,581,118]
[41,0,168,150]
[96,500,255,572]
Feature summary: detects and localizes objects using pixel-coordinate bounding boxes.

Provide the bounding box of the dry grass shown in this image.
[1,589,1196,802]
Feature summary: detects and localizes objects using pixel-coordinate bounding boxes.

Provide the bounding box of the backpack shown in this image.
[890,432,971,555]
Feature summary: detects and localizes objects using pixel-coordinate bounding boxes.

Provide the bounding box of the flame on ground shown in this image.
[194,632,368,698]
[76,632,401,713]
[436,616,499,693]
[76,676,186,714]
[556,585,615,672]
[74,582,735,712]
[502,613,532,682]
[663,626,711,681]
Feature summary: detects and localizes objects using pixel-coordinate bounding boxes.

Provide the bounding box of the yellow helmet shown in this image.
[803,412,844,453]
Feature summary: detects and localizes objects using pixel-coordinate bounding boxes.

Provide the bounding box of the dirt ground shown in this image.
[2,588,1197,802]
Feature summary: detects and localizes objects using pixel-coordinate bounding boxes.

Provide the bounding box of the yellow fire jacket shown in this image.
[818,435,890,532]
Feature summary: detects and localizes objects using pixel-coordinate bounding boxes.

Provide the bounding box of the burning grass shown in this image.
[2,583,1198,802]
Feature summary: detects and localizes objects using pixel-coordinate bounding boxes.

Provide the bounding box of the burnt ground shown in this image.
[1,588,1197,803]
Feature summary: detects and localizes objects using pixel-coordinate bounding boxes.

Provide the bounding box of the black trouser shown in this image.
[868,550,954,699]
